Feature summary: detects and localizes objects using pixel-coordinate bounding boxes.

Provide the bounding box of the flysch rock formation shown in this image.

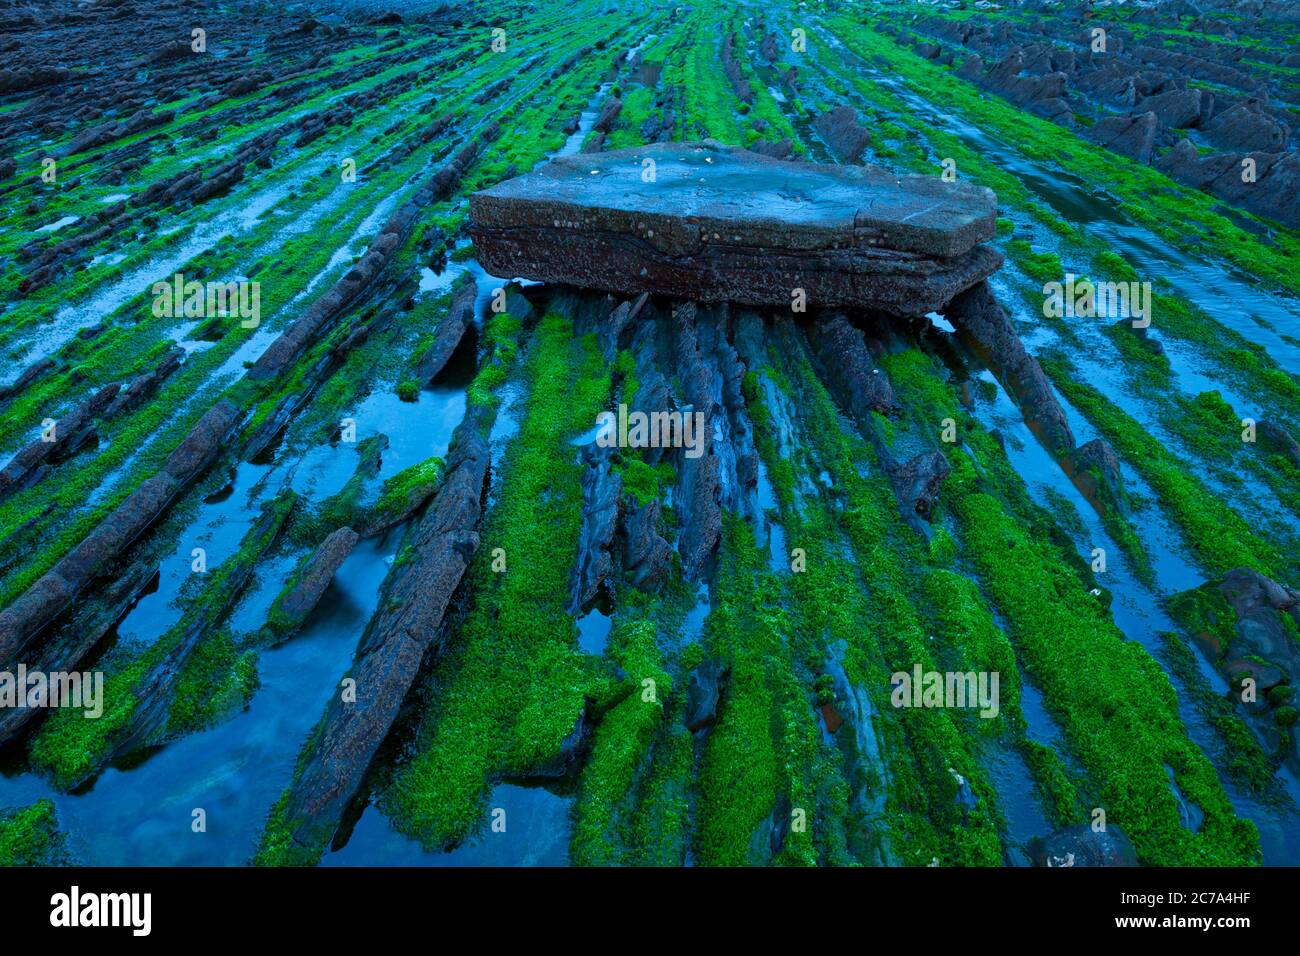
[470,141,1105,514]
[470,141,1003,316]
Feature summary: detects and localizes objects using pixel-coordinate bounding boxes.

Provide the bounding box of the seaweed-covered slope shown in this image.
[0,0,1297,868]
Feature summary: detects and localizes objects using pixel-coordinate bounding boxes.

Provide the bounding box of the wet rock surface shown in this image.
[0,384,120,499]
[97,492,297,776]
[1030,825,1138,867]
[823,644,893,866]
[570,444,622,611]
[415,273,477,384]
[264,527,360,643]
[0,399,241,666]
[619,495,673,592]
[1259,421,1300,469]
[890,450,951,520]
[471,141,1002,315]
[1170,567,1300,769]
[1181,569,1300,669]
[945,281,1075,459]
[598,292,648,361]
[0,0,1295,872]
[813,313,894,418]
[815,105,872,163]
[1088,111,1157,164]
[1068,437,1128,517]
[0,560,158,748]
[898,4,1300,227]
[685,658,729,732]
[672,302,724,578]
[276,404,491,857]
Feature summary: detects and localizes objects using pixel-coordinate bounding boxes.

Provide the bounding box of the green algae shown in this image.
[1041,352,1287,580]
[0,799,67,866]
[570,616,671,865]
[385,314,612,848]
[29,490,296,789]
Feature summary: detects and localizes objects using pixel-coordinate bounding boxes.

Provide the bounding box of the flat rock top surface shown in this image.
[471,141,998,259]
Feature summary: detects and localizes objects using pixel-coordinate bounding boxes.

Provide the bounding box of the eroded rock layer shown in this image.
[471,142,1002,314]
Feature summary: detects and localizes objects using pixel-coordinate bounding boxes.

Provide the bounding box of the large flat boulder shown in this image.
[470,141,1001,315]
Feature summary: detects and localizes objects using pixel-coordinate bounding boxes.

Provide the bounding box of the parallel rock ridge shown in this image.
[470,141,1002,314]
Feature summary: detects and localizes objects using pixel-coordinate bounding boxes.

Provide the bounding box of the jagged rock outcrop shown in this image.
[1173,569,1300,679]
[890,451,951,520]
[598,292,648,360]
[671,303,723,579]
[624,318,675,467]
[570,445,622,612]
[63,108,176,157]
[822,643,893,865]
[1135,87,1213,129]
[685,658,728,732]
[592,97,622,133]
[1088,111,1157,163]
[1258,421,1300,469]
[749,137,793,159]
[0,384,120,499]
[812,313,894,419]
[1155,139,1300,227]
[1068,437,1128,517]
[905,6,1298,227]
[620,496,673,592]
[1203,100,1290,152]
[815,105,871,163]
[0,561,157,748]
[1169,567,1300,765]
[971,52,1073,124]
[721,32,752,104]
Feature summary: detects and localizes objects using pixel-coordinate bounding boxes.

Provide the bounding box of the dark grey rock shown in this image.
[1069,437,1127,517]
[264,527,359,643]
[415,273,476,384]
[891,450,951,519]
[471,142,1002,315]
[1029,825,1138,866]
[685,658,729,732]
[570,445,622,612]
[1088,111,1157,163]
[815,105,871,163]
[813,313,894,420]
[944,281,1076,458]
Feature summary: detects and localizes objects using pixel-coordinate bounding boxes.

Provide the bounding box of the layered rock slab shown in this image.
[470,141,1002,315]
